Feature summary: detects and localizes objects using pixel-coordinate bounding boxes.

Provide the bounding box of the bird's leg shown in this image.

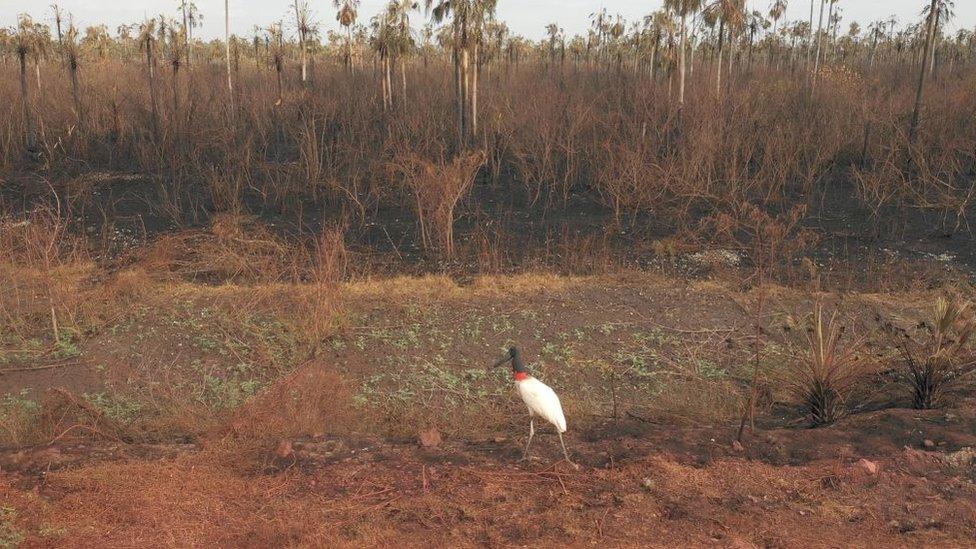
[521,418,535,461]
[558,431,579,470]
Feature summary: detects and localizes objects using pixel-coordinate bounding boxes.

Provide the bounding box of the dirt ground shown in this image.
[2,272,976,547]
[2,407,975,547]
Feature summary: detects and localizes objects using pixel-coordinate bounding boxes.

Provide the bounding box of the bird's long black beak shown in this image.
[490,355,512,369]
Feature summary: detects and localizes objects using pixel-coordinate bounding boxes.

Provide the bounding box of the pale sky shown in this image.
[3,1,974,41]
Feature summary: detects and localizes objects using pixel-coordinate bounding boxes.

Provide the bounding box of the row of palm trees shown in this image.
[2,1,973,150]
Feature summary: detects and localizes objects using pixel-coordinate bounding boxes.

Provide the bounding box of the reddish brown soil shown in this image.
[3,399,975,547]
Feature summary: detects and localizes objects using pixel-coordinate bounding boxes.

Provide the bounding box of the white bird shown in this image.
[493,347,577,468]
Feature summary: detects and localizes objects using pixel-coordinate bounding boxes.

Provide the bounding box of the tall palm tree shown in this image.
[63,18,83,127]
[812,0,827,86]
[293,0,316,85]
[51,4,66,67]
[425,0,498,147]
[138,18,160,136]
[664,0,704,110]
[15,15,39,153]
[225,0,233,101]
[334,0,361,69]
[910,0,943,144]
[704,0,744,95]
[921,0,954,76]
[371,0,416,111]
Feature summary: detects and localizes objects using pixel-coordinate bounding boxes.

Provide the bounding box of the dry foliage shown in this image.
[393,150,485,260]
[879,297,976,409]
[781,303,875,426]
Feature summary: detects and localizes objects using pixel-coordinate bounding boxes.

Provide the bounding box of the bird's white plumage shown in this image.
[517,377,567,433]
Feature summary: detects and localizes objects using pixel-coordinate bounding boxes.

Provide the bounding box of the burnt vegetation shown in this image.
[1,7,976,543]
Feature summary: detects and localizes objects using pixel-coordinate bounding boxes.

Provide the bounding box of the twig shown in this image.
[0,362,82,375]
[49,423,122,445]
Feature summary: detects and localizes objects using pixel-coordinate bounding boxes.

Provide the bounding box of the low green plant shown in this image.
[83,392,144,423]
[0,506,25,548]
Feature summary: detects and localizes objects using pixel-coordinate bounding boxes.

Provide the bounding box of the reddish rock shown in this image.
[856,458,879,475]
[275,440,294,459]
[418,428,442,448]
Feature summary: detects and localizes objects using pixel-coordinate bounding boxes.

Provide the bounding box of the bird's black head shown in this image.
[492,346,528,374]
[509,347,527,374]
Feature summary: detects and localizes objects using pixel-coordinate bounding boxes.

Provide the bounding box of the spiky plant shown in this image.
[881,297,975,409]
[784,303,871,427]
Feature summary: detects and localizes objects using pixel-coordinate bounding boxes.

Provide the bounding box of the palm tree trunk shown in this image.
[386,56,393,110]
[460,43,471,147]
[225,0,234,102]
[910,0,939,145]
[69,60,83,128]
[19,49,37,152]
[182,1,191,70]
[454,47,463,145]
[171,62,180,119]
[471,41,479,139]
[716,19,725,96]
[145,40,160,137]
[401,58,407,101]
[812,0,826,87]
[294,1,307,86]
[678,12,687,109]
[929,9,940,78]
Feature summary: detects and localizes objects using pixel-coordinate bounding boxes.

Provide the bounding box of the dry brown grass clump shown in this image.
[229,364,357,443]
[0,207,96,348]
[139,213,296,284]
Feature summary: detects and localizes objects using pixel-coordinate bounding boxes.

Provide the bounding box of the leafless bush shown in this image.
[393,151,485,260]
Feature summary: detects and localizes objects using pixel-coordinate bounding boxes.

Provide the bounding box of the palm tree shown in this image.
[643,10,674,81]
[812,0,827,86]
[63,18,83,127]
[921,0,954,76]
[165,25,183,118]
[15,15,38,153]
[225,0,233,100]
[51,4,66,67]
[545,23,561,70]
[179,2,201,69]
[293,0,315,85]
[138,18,160,136]
[664,0,704,110]
[910,0,943,144]
[703,0,744,95]
[268,22,285,104]
[425,0,498,147]
[334,0,361,69]
[769,0,787,35]
[371,0,416,111]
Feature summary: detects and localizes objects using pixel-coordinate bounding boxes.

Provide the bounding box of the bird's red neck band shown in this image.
[514,371,530,381]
